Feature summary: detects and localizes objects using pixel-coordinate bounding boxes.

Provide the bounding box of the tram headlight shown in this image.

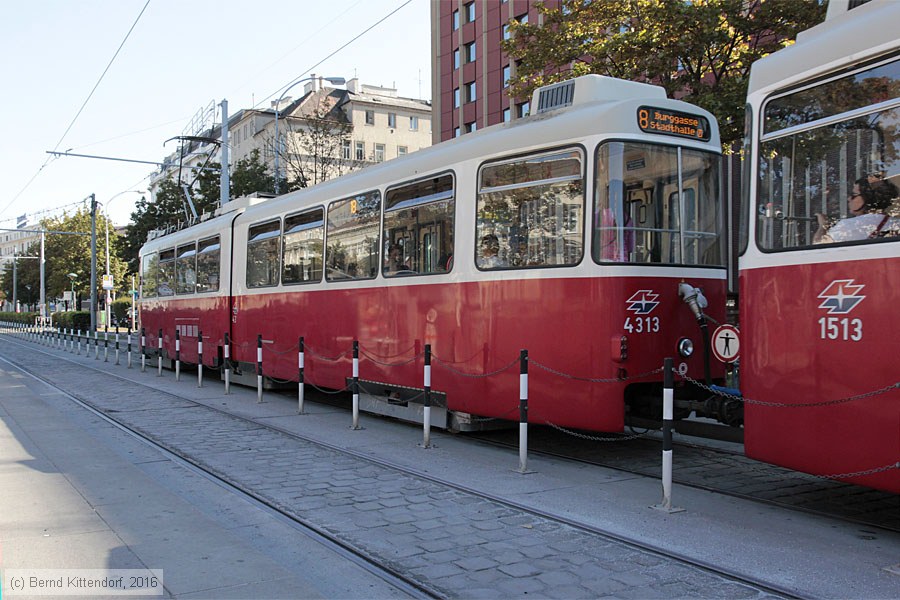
[677,337,694,358]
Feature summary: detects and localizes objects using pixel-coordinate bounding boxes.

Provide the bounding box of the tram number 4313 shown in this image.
[818,317,862,342]
[624,316,660,333]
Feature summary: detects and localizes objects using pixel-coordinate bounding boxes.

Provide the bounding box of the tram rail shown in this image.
[0,333,810,599]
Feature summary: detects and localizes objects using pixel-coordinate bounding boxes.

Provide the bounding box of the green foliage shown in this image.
[111,297,134,325]
[52,311,92,331]
[0,311,39,324]
[502,0,827,150]
[0,205,126,313]
[230,149,276,198]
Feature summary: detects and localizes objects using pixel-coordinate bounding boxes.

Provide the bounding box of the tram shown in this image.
[741,0,900,493]
[140,74,727,434]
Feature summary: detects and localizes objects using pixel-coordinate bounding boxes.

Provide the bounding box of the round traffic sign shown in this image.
[711,324,740,363]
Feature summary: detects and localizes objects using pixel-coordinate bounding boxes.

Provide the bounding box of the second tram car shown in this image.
[140,75,726,434]
[741,0,900,493]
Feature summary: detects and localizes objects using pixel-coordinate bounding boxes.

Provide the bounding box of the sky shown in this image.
[0,0,431,227]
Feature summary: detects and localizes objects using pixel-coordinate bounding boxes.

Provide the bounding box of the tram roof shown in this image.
[142,75,719,252]
[748,0,900,96]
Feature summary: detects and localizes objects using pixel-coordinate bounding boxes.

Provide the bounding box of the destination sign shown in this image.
[637,107,711,141]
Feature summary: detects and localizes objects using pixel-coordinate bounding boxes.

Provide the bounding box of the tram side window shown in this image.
[594,142,721,265]
[196,236,220,293]
[326,191,381,281]
[476,149,584,269]
[175,242,197,294]
[283,208,324,284]
[158,249,175,297]
[383,174,455,277]
[758,58,900,250]
[247,219,281,287]
[141,252,158,298]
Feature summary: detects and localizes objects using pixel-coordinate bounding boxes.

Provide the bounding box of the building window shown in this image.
[465,81,476,103]
[465,122,477,133]
[375,143,385,162]
[453,88,460,108]
[465,42,476,63]
[516,13,528,25]
[355,141,365,160]
[452,9,459,30]
[502,108,511,123]
[517,101,530,118]
[388,113,396,128]
[398,146,408,156]
[410,116,419,131]
[454,127,461,138]
[503,65,511,88]
[465,2,475,23]
[365,110,375,125]
[342,139,351,160]
[503,24,510,40]
[453,48,460,69]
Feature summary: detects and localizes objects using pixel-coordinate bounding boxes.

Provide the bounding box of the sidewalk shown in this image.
[0,357,410,599]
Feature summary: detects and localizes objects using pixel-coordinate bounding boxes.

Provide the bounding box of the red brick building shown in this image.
[430,0,561,144]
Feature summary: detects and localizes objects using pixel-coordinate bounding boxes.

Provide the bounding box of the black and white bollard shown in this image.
[197,330,203,387]
[517,349,531,473]
[94,330,100,360]
[157,329,163,376]
[351,340,361,430]
[256,334,263,403]
[115,332,120,365]
[224,333,231,395]
[127,328,133,369]
[77,329,82,356]
[298,336,305,414]
[175,329,181,381]
[140,328,146,372]
[654,358,684,513]
[422,344,432,448]
[104,326,109,362]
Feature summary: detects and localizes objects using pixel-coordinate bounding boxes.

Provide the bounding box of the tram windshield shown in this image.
[593,142,722,266]
[756,57,900,250]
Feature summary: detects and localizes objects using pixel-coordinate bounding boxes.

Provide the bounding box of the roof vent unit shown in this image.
[531,75,666,114]
[536,80,576,114]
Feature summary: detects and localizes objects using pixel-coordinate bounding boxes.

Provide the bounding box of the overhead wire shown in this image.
[258,0,414,108]
[1,0,151,219]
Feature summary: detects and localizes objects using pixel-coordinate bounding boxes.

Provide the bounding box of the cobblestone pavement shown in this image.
[0,336,781,599]
[475,428,900,530]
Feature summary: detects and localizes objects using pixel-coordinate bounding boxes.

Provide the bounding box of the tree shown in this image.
[276,91,357,192]
[502,0,826,150]
[122,180,185,275]
[0,206,127,312]
[226,149,276,199]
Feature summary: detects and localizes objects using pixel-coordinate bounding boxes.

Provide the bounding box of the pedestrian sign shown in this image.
[711,324,740,363]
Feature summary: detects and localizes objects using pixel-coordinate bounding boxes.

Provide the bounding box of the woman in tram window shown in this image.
[814,176,900,243]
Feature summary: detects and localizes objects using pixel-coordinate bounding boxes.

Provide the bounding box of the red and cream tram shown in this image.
[140,75,726,433]
[741,0,900,493]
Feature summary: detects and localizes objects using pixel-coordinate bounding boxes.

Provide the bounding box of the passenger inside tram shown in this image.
[814,175,900,243]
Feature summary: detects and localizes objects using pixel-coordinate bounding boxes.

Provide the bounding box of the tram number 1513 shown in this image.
[624,317,660,334]
[818,317,862,342]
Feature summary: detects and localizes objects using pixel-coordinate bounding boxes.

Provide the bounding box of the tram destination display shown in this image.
[637,107,710,141]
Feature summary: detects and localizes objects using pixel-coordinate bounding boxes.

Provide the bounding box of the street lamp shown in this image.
[68,273,77,311]
[102,190,144,328]
[273,75,345,194]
